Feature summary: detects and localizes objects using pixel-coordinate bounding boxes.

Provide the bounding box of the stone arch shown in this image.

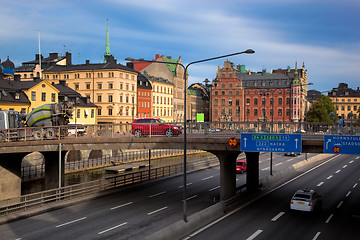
[89,150,102,159]
[66,150,83,162]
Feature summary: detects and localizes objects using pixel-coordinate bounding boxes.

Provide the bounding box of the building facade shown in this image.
[328,83,360,120]
[211,61,308,123]
[136,73,152,119]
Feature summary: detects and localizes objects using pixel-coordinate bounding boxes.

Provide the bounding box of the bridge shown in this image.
[0,133,325,201]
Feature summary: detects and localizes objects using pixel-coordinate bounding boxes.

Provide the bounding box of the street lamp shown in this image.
[126,49,255,222]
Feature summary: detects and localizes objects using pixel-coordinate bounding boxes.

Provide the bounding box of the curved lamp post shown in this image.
[126,49,255,222]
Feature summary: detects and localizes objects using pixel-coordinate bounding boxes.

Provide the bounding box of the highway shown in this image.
[0,153,324,240]
[185,154,360,240]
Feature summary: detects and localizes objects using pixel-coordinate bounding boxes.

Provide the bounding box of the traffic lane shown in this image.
[0,166,224,240]
[188,154,360,240]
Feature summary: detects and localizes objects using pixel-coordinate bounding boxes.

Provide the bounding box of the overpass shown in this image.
[0,135,325,201]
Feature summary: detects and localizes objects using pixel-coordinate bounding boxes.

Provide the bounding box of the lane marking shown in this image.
[325,214,334,223]
[286,158,295,162]
[275,163,283,166]
[147,206,168,215]
[343,165,348,168]
[312,232,321,240]
[98,222,127,235]
[202,176,214,181]
[335,170,341,174]
[356,157,359,159]
[185,155,341,239]
[209,186,220,191]
[346,191,351,197]
[317,182,324,187]
[56,217,87,228]
[179,183,192,188]
[262,167,270,171]
[337,201,343,209]
[353,183,358,188]
[247,229,263,240]
[110,202,133,210]
[271,212,285,221]
[327,175,333,180]
[149,191,166,198]
[349,160,354,164]
[186,195,198,201]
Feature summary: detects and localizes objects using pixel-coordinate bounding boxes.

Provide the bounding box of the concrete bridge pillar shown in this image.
[245,152,260,192]
[42,151,67,190]
[211,151,241,201]
[0,153,28,200]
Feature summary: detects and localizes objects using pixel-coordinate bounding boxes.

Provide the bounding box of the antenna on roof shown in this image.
[38,30,42,79]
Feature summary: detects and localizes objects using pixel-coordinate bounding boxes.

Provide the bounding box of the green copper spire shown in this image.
[104,19,111,63]
[292,61,300,85]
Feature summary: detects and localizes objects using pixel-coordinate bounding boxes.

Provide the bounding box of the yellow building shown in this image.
[328,83,360,120]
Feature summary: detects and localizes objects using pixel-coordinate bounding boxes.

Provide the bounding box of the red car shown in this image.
[131,118,182,137]
[236,159,247,174]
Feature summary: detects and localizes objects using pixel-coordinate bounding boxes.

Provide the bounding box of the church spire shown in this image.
[104,19,111,63]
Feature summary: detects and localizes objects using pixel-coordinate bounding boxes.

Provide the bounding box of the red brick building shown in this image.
[211,61,308,123]
[136,73,152,118]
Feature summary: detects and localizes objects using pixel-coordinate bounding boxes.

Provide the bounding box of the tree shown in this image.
[307,95,336,122]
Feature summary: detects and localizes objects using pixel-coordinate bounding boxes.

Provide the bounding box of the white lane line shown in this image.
[312,232,321,240]
[346,191,351,197]
[147,206,168,215]
[325,214,334,224]
[353,183,358,188]
[98,222,127,235]
[149,191,166,198]
[286,158,295,162]
[247,229,263,240]
[209,186,220,191]
[356,157,359,159]
[317,182,324,187]
[56,217,87,228]
[343,165,348,168]
[275,163,283,166]
[179,183,192,188]
[335,170,341,174]
[110,202,133,210]
[349,160,354,164]
[327,175,333,180]
[186,195,198,201]
[337,201,343,209]
[202,176,214,181]
[262,167,270,171]
[271,212,285,222]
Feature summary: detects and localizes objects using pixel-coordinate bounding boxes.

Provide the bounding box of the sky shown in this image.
[0,0,359,92]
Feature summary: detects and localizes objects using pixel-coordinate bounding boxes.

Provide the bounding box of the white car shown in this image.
[290,189,322,212]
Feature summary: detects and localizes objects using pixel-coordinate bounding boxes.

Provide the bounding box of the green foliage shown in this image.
[307,95,336,122]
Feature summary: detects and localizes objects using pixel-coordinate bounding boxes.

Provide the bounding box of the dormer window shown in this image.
[15,93,20,100]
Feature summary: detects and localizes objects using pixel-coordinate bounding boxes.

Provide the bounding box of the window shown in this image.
[278,98,283,105]
[77,109,80,118]
[51,93,56,102]
[246,98,250,105]
[215,91,218,95]
[222,91,225,95]
[214,99,218,106]
[109,83,113,89]
[236,91,239,95]
[254,109,258,116]
[21,108,26,113]
[221,84,225,88]
[278,109,282,116]
[98,83,102,89]
[86,83,90,89]
[108,95,113,102]
[31,91,36,101]
[75,84,79,90]
[229,98,232,106]
[221,99,225,106]
[41,92,46,101]
[254,98,258,105]
[15,93,20,100]
[98,108,102,116]
[262,97,266,105]
[347,106,351,111]
[286,98,290,105]
[236,99,240,106]
[97,95,102,102]
[108,108,113,116]
[91,109,94,118]
[229,91,232,95]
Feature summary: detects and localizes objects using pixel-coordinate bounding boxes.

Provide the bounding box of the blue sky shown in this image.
[1,0,359,92]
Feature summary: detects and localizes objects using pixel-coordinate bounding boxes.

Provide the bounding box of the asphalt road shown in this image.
[185,154,360,240]
[0,152,316,240]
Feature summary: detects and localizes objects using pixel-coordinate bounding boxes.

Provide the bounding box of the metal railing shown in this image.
[1,156,219,216]
[0,121,359,143]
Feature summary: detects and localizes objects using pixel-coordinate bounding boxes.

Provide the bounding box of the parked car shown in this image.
[131,118,182,137]
[284,152,301,156]
[293,129,306,134]
[236,159,247,174]
[290,189,322,212]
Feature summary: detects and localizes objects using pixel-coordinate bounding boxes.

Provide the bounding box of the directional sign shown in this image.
[241,133,302,153]
[324,135,360,154]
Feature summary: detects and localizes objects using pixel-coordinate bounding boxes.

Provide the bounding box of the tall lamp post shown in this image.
[126,49,255,222]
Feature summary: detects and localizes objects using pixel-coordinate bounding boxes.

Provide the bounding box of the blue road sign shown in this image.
[324,135,360,154]
[241,133,302,153]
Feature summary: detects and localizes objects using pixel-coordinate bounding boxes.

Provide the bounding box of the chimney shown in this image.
[59,80,66,86]
[86,60,90,64]
[35,54,43,61]
[126,62,134,69]
[49,53,58,59]
[66,52,72,66]
[155,54,160,59]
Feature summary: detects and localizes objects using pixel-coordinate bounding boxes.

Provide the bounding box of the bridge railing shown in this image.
[0,121,358,143]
